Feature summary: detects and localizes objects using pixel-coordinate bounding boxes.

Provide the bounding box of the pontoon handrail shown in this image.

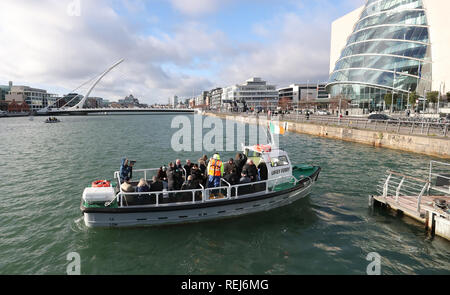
[386,170,429,183]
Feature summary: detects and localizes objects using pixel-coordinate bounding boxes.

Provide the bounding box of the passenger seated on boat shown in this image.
[240,173,251,184]
[150,176,164,192]
[181,175,198,190]
[238,173,252,195]
[242,160,258,182]
[119,158,134,183]
[120,178,135,193]
[157,166,168,189]
[137,179,151,193]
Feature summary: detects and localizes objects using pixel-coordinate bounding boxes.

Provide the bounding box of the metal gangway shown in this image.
[371,161,450,221]
[371,161,450,241]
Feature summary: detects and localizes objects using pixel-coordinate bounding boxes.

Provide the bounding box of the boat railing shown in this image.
[118,187,205,208]
[117,167,189,183]
[111,174,306,208]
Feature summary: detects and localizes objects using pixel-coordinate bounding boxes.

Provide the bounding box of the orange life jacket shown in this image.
[208,159,223,177]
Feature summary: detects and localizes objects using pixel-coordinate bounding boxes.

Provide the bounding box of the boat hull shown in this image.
[83,178,316,228]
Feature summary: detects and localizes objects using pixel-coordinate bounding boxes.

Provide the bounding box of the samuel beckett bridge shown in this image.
[37,59,195,116]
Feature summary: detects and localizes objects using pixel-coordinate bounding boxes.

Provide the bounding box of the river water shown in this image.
[0,114,449,275]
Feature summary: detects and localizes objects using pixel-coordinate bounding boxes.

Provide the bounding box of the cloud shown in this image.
[169,0,223,16]
[218,12,333,88]
[0,0,367,103]
[0,0,222,103]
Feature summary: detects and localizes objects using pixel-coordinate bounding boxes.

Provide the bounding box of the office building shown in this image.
[210,88,223,110]
[327,0,450,113]
[222,77,278,110]
[5,84,58,111]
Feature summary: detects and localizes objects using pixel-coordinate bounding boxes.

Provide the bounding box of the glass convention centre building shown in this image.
[326,0,450,113]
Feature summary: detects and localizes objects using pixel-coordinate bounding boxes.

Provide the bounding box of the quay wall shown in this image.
[205,112,450,159]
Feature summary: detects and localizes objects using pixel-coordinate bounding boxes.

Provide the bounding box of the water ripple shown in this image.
[0,115,449,275]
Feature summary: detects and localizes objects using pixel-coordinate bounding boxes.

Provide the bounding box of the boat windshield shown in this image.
[270,156,289,167]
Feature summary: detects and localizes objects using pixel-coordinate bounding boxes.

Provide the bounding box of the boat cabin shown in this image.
[243,144,292,181]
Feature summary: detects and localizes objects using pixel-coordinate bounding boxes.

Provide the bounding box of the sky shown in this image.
[0,0,365,104]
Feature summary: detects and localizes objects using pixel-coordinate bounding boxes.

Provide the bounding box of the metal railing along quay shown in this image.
[210,112,450,138]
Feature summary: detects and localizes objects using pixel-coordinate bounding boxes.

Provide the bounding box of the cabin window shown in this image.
[270,156,289,167]
[248,151,262,158]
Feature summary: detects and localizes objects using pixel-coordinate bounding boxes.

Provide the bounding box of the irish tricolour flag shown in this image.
[269,122,286,135]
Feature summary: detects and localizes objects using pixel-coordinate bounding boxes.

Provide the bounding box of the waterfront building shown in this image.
[189,98,195,108]
[118,94,141,108]
[5,84,58,111]
[210,88,223,110]
[327,0,450,114]
[0,82,12,111]
[195,91,209,108]
[54,93,83,108]
[101,99,110,107]
[222,77,278,110]
[110,102,122,108]
[278,83,329,106]
[7,100,30,113]
[0,82,12,100]
[169,95,178,107]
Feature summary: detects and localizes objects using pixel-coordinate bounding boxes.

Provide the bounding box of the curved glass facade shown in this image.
[327,0,432,112]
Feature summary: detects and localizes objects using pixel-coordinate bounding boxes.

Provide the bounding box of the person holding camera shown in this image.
[119,158,135,183]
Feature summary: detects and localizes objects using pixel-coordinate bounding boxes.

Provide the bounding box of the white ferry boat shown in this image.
[81,138,321,228]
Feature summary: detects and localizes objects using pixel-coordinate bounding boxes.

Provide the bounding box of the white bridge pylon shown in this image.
[69,58,124,110]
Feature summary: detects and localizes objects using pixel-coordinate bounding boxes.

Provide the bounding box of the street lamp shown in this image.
[407,87,411,114]
[390,66,396,115]
[423,89,428,115]
[438,81,443,115]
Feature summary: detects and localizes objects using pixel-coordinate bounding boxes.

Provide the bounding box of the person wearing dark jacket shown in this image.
[235,153,248,178]
[184,160,194,177]
[242,160,258,182]
[190,164,203,188]
[167,162,183,191]
[119,158,134,183]
[258,162,268,181]
[198,158,207,176]
[175,159,183,170]
[157,166,168,182]
[181,176,198,190]
[150,176,164,192]
[224,158,238,184]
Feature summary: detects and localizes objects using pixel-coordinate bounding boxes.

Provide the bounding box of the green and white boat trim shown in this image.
[81,142,321,228]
